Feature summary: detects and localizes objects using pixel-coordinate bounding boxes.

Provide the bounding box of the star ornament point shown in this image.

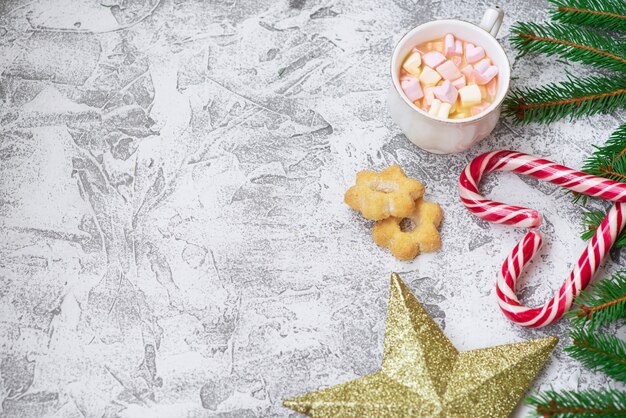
[284,273,558,417]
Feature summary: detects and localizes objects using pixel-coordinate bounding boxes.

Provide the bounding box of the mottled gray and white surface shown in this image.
[0,0,623,417]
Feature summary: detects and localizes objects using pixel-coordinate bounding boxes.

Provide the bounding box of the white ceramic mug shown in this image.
[387,7,510,154]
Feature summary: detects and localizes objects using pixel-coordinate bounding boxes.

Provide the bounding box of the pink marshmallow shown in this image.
[454,40,463,55]
[444,34,455,56]
[436,60,462,80]
[471,101,491,116]
[424,86,435,105]
[487,78,497,98]
[473,65,498,85]
[412,46,426,55]
[451,56,462,67]
[400,76,424,101]
[451,75,466,89]
[422,51,446,68]
[474,58,491,74]
[432,80,458,104]
[465,44,485,64]
[471,70,486,85]
[460,65,473,79]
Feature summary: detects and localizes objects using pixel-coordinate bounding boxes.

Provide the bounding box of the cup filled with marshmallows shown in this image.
[387,8,510,154]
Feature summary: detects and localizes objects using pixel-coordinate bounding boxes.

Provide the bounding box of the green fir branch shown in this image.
[583,123,626,181]
[526,388,626,417]
[568,271,626,328]
[511,21,626,73]
[580,123,626,244]
[503,75,626,123]
[566,327,626,383]
[549,0,626,32]
[580,209,626,248]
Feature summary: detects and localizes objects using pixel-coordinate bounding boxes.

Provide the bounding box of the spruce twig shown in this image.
[549,0,626,32]
[503,76,626,124]
[580,209,626,248]
[511,22,626,73]
[583,123,626,182]
[580,123,626,244]
[568,271,626,328]
[566,327,626,383]
[527,389,626,417]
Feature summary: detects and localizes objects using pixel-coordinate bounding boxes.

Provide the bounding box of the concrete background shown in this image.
[0,0,623,416]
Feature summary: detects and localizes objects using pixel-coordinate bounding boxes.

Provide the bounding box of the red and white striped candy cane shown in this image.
[459,150,626,328]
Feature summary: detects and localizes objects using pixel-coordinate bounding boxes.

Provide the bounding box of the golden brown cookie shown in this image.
[344,165,424,220]
[372,198,443,260]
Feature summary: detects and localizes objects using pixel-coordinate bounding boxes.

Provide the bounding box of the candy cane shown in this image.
[459,150,626,328]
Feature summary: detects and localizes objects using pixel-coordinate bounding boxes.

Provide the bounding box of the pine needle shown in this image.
[566,327,626,382]
[511,21,626,73]
[568,271,626,328]
[503,75,626,124]
[527,388,626,417]
[549,0,626,32]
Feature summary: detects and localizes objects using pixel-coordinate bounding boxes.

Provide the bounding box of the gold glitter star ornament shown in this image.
[283,273,558,417]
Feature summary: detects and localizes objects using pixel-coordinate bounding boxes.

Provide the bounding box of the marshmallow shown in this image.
[433,80,458,104]
[422,51,446,68]
[451,75,467,89]
[437,102,452,119]
[487,78,497,99]
[451,56,462,67]
[452,111,469,119]
[473,65,498,85]
[432,41,444,53]
[436,60,462,80]
[427,42,444,53]
[458,84,482,107]
[429,99,442,115]
[444,34,455,56]
[424,86,435,105]
[400,76,424,101]
[402,52,422,76]
[454,40,463,55]
[465,43,485,64]
[479,85,488,99]
[474,58,491,74]
[419,66,442,86]
[471,101,491,116]
[460,65,473,79]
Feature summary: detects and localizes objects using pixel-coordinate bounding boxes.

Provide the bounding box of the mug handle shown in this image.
[478,6,504,37]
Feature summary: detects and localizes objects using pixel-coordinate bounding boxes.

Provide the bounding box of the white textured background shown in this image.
[0,0,623,417]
